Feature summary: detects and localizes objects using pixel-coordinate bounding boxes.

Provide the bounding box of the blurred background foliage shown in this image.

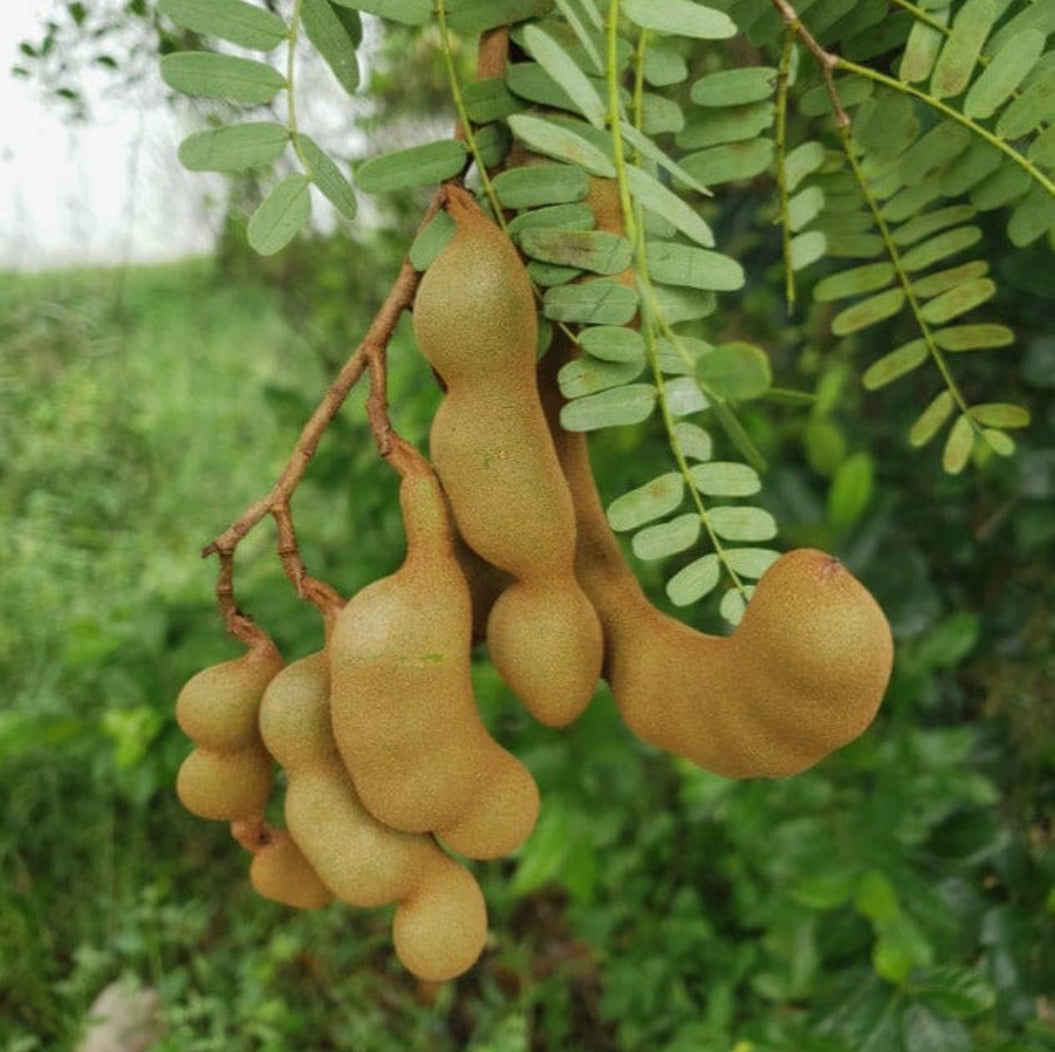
[3,5,1054,1051]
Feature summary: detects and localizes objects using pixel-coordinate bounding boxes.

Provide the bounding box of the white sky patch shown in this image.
[1,1,223,270]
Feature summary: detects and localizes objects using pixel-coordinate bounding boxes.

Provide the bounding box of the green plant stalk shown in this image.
[287,0,313,176]
[888,0,950,35]
[434,0,504,224]
[609,4,748,600]
[775,27,797,312]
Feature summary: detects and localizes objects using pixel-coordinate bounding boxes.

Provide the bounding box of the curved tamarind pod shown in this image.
[176,745,273,820]
[250,830,334,910]
[412,185,602,726]
[539,338,893,777]
[259,651,488,980]
[176,641,284,750]
[327,470,539,858]
[175,640,282,820]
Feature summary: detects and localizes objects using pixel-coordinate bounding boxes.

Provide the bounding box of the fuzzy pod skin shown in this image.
[327,470,539,858]
[175,745,273,821]
[540,338,893,777]
[258,650,488,981]
[249,830,334,910]
[412,186,602,727]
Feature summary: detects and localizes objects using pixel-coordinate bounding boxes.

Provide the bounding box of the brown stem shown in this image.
[230,813,274,853]
[202,27,508,632]
[769,0,849,128]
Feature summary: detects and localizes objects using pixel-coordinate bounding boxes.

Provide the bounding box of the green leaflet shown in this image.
[784,141,827,194]
[892,205,977,248]
[722,547,779,579]
[446,0,553,33]
[708,506,778,543]
[462,78,522,124]
[862,340,929,390]
[409,211,456,271]
[788,187,826,232]
[910,389,955,447]
[506,61,613,118]
[942,413,975,474]
[919,278,996,324]
[300,0,360,95]
[632,513,701,560]
[930,0,998,100]
[560,383,657,431]
[933,325,1015,352]
[657,335,711,376]
[1008,186,1055,248]
[895,122,971,188]
[677,101,775,149]
[158,0,287,50]
[911,260,989,299]
[626,164,715,247]
[828,451,875,533]
[508,202,595,239]
[645,241,745,291]
[160,52,286,104]
[579,325,646,363]
[831,288,906,336]
[521,23,606,128]
[964,29,1046,119]
[643,44,689,87]
[814,262,896,303]
[622,0,737,40]
[558,357,645,398]
[544,281,640,325]
[900,4,950,84]
[297,135,357,219]
[665,554,721,606]
[507,114,615,176]
[688,462,762,497]
[641,93,686,136]
[248,174,311,256]
[528,261,582,287]
[969,403,1030,428]
[520,228,632,273]
[328,0,430,25]
[855,91,919,166]
[355,140,467,193]
[691,67,779,107]
[178,122,289,173]
[899,226,983,272]
[996,65,1055,139]
[682,139,775,186]
[606,473,685,531]
[474,123,511,169]
[664,376,709,416]
[673,421,714,461]
[493,162,590,208]
[790,231,827,270]
[719,587,751,625]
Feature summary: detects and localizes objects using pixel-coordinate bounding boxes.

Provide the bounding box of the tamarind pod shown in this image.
[392,861,489,984]
[176,640,284,751]
[259,651,488,979]
[412,186,603,726]
[540,337,893,777]
[328,471,539,855]
[452,527,511,644]
[249,830,334,910]
[176,745,273,821]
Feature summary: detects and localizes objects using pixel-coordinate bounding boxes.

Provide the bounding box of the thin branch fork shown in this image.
[769,0,849,127]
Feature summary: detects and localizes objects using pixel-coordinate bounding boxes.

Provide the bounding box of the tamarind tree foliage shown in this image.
[3,0,1054,1049]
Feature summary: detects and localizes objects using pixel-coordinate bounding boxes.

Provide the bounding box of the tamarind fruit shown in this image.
[328,467,539,858]
[249,829,334,910]
[258,649,488,982]
[540,336,893,777]
[411,184,603,727]
[175,640,282,821]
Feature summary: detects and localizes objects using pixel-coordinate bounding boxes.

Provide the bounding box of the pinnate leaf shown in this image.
[178,122,289,173]
[248,174,311,256]
[607,473,685,532]
[161,52,286,104]
[356,140,467,194]
[666,554,721,606]
[158,0,287,49]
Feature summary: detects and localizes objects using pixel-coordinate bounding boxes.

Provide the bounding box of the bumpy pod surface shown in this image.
[175,641,281,821]
[540,340,893,777]
[412,186,602,726]
[328,470,539,859]
[258,650,487,981]
[249,830,333,910]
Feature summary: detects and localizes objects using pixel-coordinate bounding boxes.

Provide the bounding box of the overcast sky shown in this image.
[1,0,218,270]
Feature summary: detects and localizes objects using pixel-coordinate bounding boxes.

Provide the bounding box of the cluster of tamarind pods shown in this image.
[175,180,894,982]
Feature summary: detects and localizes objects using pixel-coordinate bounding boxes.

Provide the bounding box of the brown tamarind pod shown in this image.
[250,830,334,910]
[176,641,284,750]
[176,746,274,821]
[412,185,603,727]
[328,469,539,859]
[258,650,488,981]
[539,336,893,777]
[175,640,282,820]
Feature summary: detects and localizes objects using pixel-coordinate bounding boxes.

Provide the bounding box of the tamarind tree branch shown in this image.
[201,25,511,638]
